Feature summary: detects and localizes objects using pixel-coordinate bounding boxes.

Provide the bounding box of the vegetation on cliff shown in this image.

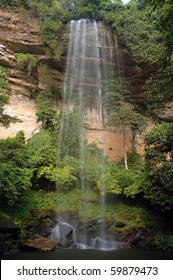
[0,67,17,126]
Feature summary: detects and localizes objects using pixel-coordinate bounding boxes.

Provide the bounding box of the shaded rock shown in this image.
[115,221,126,228]
[85,219,100,228]
[79,218,115,235]
[0,44,15,67]
[104,218,115,230]
[118,226,156,249]
[0,213,21,254]
[31,208,57,221]
[24,237,55,252]
[50,222,74,248]
[157,102,173,121]
[0,213,20,233]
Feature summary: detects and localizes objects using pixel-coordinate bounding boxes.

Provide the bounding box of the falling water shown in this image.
[58,19,114,248]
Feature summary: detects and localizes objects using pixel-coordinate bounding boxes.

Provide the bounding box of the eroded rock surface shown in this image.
[24,237,55,252]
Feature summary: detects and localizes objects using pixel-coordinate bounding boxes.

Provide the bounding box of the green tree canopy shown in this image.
[143,122,173,211]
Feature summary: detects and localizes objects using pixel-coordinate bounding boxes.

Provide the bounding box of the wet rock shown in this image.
[24,237,55,252]
[104,218,115,230]
[26,208,57,238]
[50,222,74,248]
[85,219,100,228]
[31,208,57,221]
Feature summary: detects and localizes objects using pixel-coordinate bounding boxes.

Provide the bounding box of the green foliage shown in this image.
[0,66,9,93]
[0,162,32,206]
[4,190,57,221]
[0,67,17,127]
[0,131,28,166]
[15,53,38,76]
[104,78,146,168]
[103,1,165,65]
[141,1,173,113]
[41,19,64,60]
[0,132,32,206]
[56,165,78,190]
[37,164,78,191]
[59,108,82,158]
[57,141,107,191]
[27,130,57,189]
[28,130,56,168]
[97,170,121,195]
[0,0,24,8]
[37,101,57,129]
[155,232,173,251]
[104,78,146,136]
[143,122,173,211]
[80,142,107,189]
[146,64,173,111]
[36,91,57,129]
[143,0,173,58]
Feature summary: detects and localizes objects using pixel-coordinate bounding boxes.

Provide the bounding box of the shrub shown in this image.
[15,53,38,76]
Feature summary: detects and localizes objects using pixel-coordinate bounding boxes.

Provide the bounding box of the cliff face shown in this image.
[0,9,65,139]
[0,10,146,161]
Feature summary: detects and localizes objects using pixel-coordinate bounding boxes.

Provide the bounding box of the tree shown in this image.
[143,122,173,211]
[27,130,57,189]
[15,53,38,77]
[104,78,146,169]
[36,91,57,129]
[103,0,165,66]
[0,131,32,206]
[143,0,173,58]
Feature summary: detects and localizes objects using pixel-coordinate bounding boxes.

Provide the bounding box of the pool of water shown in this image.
[2,248,173,260]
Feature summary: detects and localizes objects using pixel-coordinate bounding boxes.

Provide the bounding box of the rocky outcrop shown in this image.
[24,237,55,252]
[0,44,15,67]
[119,226,155,249]
[157,102,173,121]
[0,10,43,53]
[0,10,65,140]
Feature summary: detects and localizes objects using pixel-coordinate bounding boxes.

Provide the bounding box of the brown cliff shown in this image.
[0,9,65,139]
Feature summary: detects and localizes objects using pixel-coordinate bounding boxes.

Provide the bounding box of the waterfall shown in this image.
[58,19,114,248]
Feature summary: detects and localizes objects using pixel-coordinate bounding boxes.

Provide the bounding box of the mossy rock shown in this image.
[0,212,20,232]
[31,208,57,221]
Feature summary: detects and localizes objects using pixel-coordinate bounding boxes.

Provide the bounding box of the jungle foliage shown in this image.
[0,0,173,252]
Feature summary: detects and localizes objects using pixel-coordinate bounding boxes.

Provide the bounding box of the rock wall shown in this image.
[0,9,65,139]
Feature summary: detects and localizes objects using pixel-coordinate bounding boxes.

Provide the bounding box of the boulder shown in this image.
[24,237,55,252]
[50,222,74,248]
[157,102,173,121]
[81,218,115,233]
